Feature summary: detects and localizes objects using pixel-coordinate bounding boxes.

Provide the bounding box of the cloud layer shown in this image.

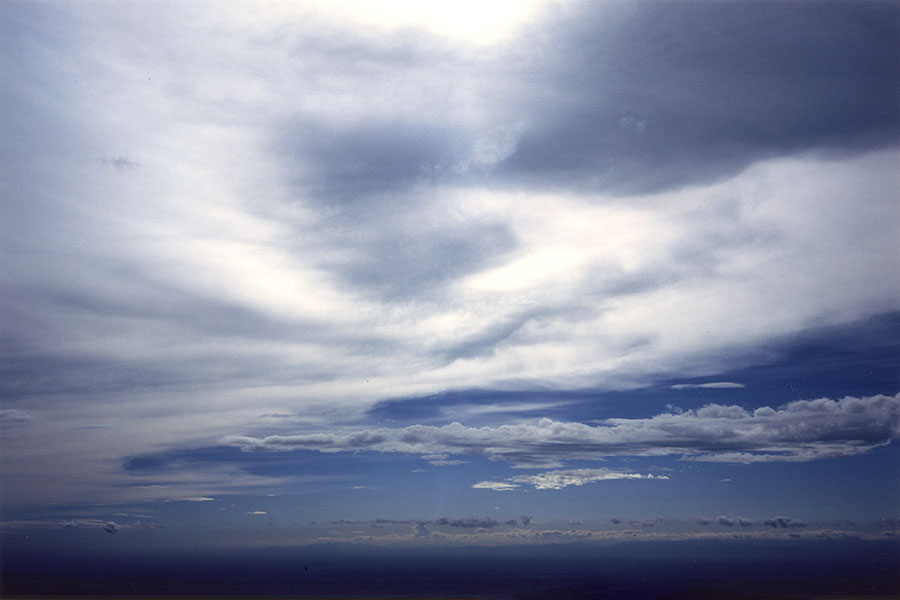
[226,393,900,465]
[0,0,897,514]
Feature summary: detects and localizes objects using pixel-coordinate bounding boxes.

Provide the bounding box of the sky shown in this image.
[1,0,899,557]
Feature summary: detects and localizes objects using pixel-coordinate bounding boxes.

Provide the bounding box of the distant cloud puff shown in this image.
[103,522,118,534]
[225,393,900,465]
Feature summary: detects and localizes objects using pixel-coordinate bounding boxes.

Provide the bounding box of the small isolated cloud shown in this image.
[671,382,745,390]
[181,497,215,502]
[248,511,267,515]
[413,522,430,538]
[103,522,118,534]
[100,156,139,170]
[472,481,519,492]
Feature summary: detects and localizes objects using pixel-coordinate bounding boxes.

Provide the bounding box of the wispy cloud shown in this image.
[474,468,669,491]
[0,0,896,522]
[670,382,745,390]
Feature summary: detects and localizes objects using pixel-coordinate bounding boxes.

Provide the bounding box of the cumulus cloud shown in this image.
[103,521,118,534]
[225,394,900,465]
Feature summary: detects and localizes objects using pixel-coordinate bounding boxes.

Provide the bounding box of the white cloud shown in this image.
[472,481,520,492]
[510,468,667,490]
[225,394,900,465]
[1,0,897,511]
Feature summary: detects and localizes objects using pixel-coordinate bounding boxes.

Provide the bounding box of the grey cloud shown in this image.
[716,516,753,527]
[322,217,516,301]
[0,409,34,426]
[671,382,745,390]
[103,521,118,534]
[434,517,499,529]
[280,118,470,203]
[99,157,140,170]
[763,517,805,529]
[224,393,900,465]
[499,1,899,193]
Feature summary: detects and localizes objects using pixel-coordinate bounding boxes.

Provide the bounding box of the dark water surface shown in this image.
[2,539,898,599]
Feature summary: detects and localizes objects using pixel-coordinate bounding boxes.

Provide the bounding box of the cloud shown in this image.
[103,522,118,534]
[716,516,752,527]
[472,481,519,492]
[507,468,668,491]
[0,409,33,426]
[500,0,899,194]
[1,0,898,516]
[763,517,806,529]
[670,382,745,390]
[225,394,900,465]
[435,517,500,529]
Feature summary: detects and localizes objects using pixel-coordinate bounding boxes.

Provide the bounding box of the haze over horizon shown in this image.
[2,1,898,579]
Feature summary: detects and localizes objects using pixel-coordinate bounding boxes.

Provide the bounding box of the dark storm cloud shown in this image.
[500,0,899,193]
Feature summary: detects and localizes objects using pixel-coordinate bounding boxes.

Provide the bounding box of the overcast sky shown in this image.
[1,0,898,549]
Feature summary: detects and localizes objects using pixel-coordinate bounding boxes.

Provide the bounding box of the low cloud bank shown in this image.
[224,394,900,466]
